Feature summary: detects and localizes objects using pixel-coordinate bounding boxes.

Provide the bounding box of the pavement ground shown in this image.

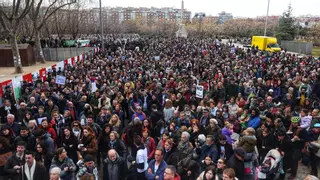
[0,61,57,82]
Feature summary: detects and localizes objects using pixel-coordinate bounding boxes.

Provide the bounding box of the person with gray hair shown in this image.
[50,167,61,180]
[5,113,21,136]
[177,131,193,160]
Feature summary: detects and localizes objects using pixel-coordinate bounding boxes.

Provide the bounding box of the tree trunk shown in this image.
[35,29,46,63]
[9,34,23,74]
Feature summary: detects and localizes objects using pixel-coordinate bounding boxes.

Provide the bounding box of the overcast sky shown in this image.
[97,0,319,18]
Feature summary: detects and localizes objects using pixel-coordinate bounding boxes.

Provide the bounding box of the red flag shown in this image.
[39,68,47,81]
[71,57,75,66]
[52,64,56,69]
[23,73,33,83]
[0,80,12,96]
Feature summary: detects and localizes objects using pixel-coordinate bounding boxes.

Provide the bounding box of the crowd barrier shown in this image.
[0,47,100,102]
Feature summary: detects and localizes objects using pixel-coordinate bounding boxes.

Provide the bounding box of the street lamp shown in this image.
[194,13,206,37]
[264,0,270,36]
[99,0,104,52]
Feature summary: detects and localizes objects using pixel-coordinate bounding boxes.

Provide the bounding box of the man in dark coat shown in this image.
[4,141,26,180]
[227,147,245,180]
[0,99,17,124]
[14,126,37,151]
[23,151,49,180]
[274,130,292,180]
[103,149,128,180]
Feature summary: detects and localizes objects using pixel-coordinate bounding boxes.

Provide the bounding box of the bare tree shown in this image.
[0,0,34,73]
[29,0,78,64]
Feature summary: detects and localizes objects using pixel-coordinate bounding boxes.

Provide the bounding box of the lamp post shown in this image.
[264,0,270,36]
[99,0,104,52]
[194,13,205,38]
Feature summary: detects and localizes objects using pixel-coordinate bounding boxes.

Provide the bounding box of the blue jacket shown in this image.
[145,160,167,180]
[196,144,218,163]
[247,116,260,129]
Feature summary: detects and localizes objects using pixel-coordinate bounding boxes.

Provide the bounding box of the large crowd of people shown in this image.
[0,35,320,180]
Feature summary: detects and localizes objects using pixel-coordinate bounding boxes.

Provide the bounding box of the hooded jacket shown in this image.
[237,135,257,153]
[221,127,233,145]
[103,152,128,180]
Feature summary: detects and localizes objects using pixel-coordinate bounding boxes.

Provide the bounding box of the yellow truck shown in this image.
[251,36,281,52]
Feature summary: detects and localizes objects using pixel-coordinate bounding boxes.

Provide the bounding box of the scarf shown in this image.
[24,159,36,180]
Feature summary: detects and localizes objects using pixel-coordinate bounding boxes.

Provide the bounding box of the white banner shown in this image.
[56,75,66,85]
[196,85,204,99]
[56,61,64,71]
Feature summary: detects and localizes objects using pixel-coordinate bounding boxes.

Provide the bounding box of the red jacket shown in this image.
[142,137,156,159]
[39,125,57,142]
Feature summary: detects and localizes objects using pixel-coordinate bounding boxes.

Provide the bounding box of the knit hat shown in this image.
[291,116,300,123]
[83,155,95,163]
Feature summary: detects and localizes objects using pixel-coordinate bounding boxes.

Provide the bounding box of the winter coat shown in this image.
[227,154,244,180]
[0,147,12,176]
[177,157,199,180]
[76,160,98,180]
[22,162,49,180]
[238,136,257,153]
[163,148,179,167]
[177,141,193,161]
[258,133,274,158]
[247,116,261,129]
[221,127,233,145]
[79,135,98,157]
[35,151,54,171]
[300,115,312,129]
[145,160,167,180]
[216,143,234,161]
[14,134,37,151]
[107,139,127,160]
[103,153,128,180]
[205,125,221,141]
[59,135,79,164]
[142,137,156,160]
[274,135,292,170]
[195,144,218,163]
[4,152,25,180]
[50,157,77,180]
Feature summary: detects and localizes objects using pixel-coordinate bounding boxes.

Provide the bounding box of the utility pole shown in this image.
[99,0,104,52]
[264,0,270,36]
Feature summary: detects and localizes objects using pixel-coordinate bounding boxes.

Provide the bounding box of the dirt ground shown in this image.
[0,61,57,82]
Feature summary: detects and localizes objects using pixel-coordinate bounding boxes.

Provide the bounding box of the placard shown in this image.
[56,75,66,85]
[196,85,204,98]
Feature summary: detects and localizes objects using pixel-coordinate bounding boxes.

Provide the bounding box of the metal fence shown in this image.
[34,47,95,61]
[281,41,313,55]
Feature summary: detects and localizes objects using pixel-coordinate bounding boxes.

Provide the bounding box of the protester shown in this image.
[50,147,77,180]
[1,35,320,180]
[102,149,128,180]
[23,150,49,180]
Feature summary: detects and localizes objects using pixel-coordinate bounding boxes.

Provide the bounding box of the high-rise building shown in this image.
[218,11,233,24]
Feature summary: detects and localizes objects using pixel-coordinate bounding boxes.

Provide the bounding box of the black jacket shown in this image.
[0,105,17,124]
[14,134,37,151]
[22,162,49,180]
[107,139,128,160]
[103,155,128,180]
[216,143,234,161]
[4,152,25,180]
[227,155,244,180]
[163,148,179,167]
